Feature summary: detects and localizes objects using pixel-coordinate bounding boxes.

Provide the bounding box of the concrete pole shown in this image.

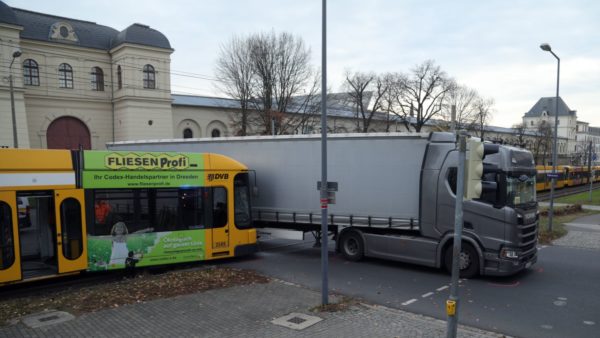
[9,51,21,148]
[9,74,18,148]
[589,141,593,201]
[540,44,560,233]
[447,133,466,338]
[320,0,329,306]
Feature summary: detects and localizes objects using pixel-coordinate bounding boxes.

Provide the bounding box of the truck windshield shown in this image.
[507,174,536,207]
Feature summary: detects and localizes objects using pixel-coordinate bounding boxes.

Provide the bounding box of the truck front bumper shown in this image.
[483,249,538,277]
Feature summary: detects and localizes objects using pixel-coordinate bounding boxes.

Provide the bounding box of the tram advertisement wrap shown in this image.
[82,151,205,189]
[87,230,206,271]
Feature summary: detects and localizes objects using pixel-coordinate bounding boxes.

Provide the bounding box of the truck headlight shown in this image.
[500,247,520,259]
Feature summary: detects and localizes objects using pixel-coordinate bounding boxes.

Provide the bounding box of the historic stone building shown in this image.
[522,97,599,164]
[1,1,173,149]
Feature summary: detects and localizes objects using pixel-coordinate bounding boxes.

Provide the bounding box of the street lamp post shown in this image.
[540,43,560,232]
[9,50,22,148]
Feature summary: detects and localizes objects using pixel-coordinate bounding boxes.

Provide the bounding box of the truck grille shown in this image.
[518,221,538,254]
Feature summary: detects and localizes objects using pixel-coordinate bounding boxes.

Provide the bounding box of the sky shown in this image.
[6,0,600,128]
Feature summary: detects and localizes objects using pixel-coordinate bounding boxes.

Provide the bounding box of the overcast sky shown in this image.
[7,0,600,128]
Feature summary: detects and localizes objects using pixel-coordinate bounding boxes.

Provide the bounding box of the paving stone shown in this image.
[0,281,503,338]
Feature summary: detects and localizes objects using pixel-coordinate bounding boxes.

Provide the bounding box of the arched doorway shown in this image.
[47,116,91,150]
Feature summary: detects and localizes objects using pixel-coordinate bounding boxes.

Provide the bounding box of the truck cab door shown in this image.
[0,191,21,284]
[54,189,88,274]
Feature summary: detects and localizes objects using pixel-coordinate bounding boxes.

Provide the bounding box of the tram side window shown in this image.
[0,202,15,270]
[536,173,546,183]
[212,187,228,228]
[234,173,252,229]
[91,187,226,235]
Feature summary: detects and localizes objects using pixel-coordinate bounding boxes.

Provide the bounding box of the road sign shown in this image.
[317,181,338,191]
[547,173,559,178]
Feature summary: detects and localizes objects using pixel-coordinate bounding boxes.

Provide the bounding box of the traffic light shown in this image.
[465,138,484,200]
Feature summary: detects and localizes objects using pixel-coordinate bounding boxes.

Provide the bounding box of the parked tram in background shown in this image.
[535,165,600,192]
[0,149,257,286]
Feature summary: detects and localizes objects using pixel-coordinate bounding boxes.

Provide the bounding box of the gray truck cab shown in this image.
[421,134,538,277]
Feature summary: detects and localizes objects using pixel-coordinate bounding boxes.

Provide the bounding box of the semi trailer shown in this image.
[108,132,538,277]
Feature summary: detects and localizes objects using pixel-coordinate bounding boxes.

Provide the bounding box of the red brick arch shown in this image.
[46,116,91,150]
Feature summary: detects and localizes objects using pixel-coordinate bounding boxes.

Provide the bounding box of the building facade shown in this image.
[1,2,173,149]
[522,97,599,165]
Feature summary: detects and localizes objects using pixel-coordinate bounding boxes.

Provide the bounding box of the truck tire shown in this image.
[340,231,364,261]
[444,242,479,279]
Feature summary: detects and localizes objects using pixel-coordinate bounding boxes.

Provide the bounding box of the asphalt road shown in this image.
[225,237,600,338]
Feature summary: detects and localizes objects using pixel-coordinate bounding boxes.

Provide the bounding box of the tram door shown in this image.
[17,192,57,280]
[54,189,87,274]
[211,187,229,252]
[0,191,20,284]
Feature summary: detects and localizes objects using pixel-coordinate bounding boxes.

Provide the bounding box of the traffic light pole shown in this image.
[447,133,466,338]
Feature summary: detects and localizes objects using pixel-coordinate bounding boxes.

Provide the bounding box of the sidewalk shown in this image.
[551,207,600,250]
[0,279,504,338]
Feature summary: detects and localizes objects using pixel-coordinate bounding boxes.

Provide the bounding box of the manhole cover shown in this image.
[22,311,75,328]
[272,312,322,330]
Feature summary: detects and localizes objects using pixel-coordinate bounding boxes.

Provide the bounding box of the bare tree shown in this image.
[512,122,528,148]
[471,97,494,139]
[216,31,318,135]
[215,36,254,135]
[249,31,318,135]
[343,71,391,132]
[392,60,455,132]
[533,121,553,165]
[438,84,479,131]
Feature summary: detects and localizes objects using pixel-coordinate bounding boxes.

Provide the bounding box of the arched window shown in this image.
[91,67,104,91]
[58,63,73,88]
[211,129,221,138]
[183,128,193,139]
[117,65,123,89]
[143,64,155,89]
[23,59,40,86]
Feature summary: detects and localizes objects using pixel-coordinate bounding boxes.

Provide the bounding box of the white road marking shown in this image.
[436,285,449,291]
[401,299,417,306]
[583,321,595,326]
[421,292,434,298]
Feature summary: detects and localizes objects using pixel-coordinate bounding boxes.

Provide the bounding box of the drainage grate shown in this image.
[39,315,60,322]
[22,311,75,328]
[271,312,322,330]
[287,316,307,324]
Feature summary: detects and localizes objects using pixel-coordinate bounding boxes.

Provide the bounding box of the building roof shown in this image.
[111,23,171,50]
[172,94,365,119]
[172,95,243,110]
[10,8,119,50]
[589,127,600,136]
[0,1,18,26]
[523,97,575,118]
[0,2,170,51]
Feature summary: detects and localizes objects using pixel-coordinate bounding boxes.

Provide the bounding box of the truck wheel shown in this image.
[444,242,479,279]
[340,231,364,261]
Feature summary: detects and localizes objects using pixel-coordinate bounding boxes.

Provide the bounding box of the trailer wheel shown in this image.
[340,231,364,261]
[444,242,479,279]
